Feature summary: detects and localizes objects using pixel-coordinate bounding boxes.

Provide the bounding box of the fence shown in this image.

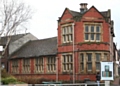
[28,83,105,86]
[1,83,120,86]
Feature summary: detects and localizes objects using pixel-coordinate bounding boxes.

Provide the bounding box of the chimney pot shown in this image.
[80,3,88,13]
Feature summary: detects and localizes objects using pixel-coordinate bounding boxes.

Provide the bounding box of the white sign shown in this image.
[101,62,114,80]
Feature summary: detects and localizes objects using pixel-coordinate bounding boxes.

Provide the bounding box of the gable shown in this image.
[82,6,104,20]
[60,8,73,21]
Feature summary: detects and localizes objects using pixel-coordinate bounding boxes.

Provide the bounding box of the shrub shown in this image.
[1,69,11,78]
[2,76,17,84]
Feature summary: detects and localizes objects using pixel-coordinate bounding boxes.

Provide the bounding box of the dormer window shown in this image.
[62,24,73,43]
[84,23,102,42]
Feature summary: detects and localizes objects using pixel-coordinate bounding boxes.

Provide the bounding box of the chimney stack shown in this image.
[80,3,88,13]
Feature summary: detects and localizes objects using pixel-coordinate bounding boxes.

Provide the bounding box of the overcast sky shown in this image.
[24,0,120,49]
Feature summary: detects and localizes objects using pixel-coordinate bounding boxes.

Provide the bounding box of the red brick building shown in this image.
[7,3,116,82]
[57,3,115,82]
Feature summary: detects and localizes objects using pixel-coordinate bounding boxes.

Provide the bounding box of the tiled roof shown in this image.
[100,11,108,18]
[10,37,57,58]
[70,7,109,22]
[0,33,29,45]
[70,10,80,17]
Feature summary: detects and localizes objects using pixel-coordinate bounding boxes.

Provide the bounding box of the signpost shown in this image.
[101,62,114,86]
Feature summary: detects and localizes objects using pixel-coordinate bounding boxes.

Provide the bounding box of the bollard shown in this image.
[85,83,87,86]
[105,81,110,86]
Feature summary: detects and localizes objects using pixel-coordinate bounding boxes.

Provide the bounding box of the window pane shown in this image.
[47,58,49,63]
[85,25,89,32]
[67,55,69,62]
[36,59,37,66]
[91,34,94,40]
[62,25,73,43]
[104,54,108,61]
[96,34,100,40]
[54,57,56,63]
[51,57,53,63]
[96,53,101,61]
[63,56,66,62]
[69,26,72,33]
[68,35,70,41]
[96,63,100,70]
[63,35,66,42]
[70,63,73,70]
[87,53,92,61]
[64,27,67,34]
[62,28,65,34]
[41,58,43,64]
[63,54,73,71]
[91,26,94,32]
[69,34,72,41]
[54,64,56,70]
[80,54,84,62]
[85,33,89,40]
[96,26,100,32]
[64,64,66,70]
[48,65,50,70]
[50,64,53,70]
[88,63,92,70]
[69,55,72,62]
[66,35,69,42]
[81,63,84,70]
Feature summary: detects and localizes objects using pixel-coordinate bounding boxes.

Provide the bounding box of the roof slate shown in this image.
[11,37,57,58]
[69,6,108,20]
[100,11,108,18]
[0,33,29,45]
[69,10,80,17]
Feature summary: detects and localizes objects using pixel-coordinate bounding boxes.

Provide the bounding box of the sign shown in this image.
[101,62,114,80]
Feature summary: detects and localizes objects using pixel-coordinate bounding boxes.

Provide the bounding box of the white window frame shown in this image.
[86,53,92,71]
[34,57,44,73]
[79,52,108,73]
[62,53,73,72]
[104,53,108,61]
[22,59,30,73]
[84,23,102,42]
[80,53,84,72]
[95,53,101,71]
[47,56,56,73]
[12,59,19,74]
[61,24,73,43]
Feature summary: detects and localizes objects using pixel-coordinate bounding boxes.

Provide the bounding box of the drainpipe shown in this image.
[56,56,58,82]
[72,23,75,83]
[109,24,112,61]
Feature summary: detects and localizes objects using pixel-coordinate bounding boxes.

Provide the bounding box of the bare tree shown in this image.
[0,0,33,84]
[0,0,33,53]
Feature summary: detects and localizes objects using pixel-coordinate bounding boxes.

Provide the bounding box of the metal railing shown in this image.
[1,83,120,86]
[28,83,105,86]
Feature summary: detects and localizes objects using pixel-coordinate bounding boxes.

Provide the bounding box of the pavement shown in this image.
[111,77,120,85]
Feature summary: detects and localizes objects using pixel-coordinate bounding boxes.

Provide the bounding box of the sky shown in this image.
[23,0,120,49]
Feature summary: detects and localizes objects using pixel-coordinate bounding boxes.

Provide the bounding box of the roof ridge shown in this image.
[1,33,29,38]
[38,36,57,41]
[100,11,108,12]
[70,10,79,13]
[28,37,57,43]
[10,33,30,43]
